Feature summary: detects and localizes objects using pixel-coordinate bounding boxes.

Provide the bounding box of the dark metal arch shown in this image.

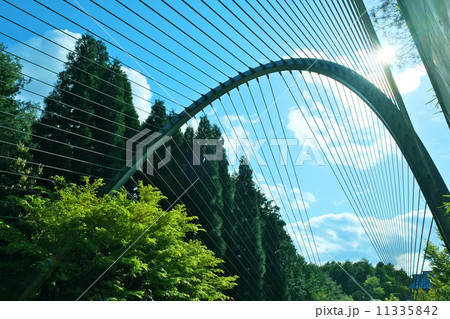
[104,58,450,250]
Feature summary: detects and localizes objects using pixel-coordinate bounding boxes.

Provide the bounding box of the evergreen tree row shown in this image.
[1,34,415,301]
[26,33,333,300]
[1,34,317,301]
[139,100,345,300]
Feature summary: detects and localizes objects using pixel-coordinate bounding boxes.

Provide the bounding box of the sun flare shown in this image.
[377,46,396,64]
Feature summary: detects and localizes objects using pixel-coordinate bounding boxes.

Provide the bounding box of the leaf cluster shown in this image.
[0,178,236,300]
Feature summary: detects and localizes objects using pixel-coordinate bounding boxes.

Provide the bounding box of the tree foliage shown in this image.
[190,116,226,258]
[0,43,40,207]
[227,157,266,300]
[414,230,450,301]
[1,33,416,301]
[371,0,421,69]
[322,259,411,300]
[304,264,348,301]
[260,192,289,300]
[33,34,139,183]
[0,178,236,300]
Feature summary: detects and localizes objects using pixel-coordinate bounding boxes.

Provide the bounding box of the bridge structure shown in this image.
[0,0,449,282]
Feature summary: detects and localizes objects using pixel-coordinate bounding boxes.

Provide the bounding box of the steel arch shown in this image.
[104,58,450,251]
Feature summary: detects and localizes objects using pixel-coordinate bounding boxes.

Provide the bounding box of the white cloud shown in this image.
[285,209,433,273]
[431,116,443,122]
[394,66,427,94]
[286,99,396,170]
[294,199,310,210]
[354,48,428,96]
[121,67,152,123]
[285,46,426,98]
[10,30,152,123]
[287,106,315,141]
[334,199,349,207]
[225,114,247,124]
[10,29,81,103]
[255,180,317,212]
[355,187,371,196]
[394,252,431,272]
[255,172,265,183]
[298,191,316,203]
[292,188,316,203]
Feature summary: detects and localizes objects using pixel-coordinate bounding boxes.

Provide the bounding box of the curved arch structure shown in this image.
[104,58,450,251]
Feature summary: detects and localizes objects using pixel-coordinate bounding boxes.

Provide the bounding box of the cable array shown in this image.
[0,0,436,283]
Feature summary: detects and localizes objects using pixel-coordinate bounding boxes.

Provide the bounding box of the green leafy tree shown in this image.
[161,110,188,200]
[142,113,228,259]
[90,59,139,178]
[322,259,410,301]
[177,125,197,210]
[0,43,39,204]
[285,251,308,300]
[0,178,236,300]
[322,260,363,298]
[303,264,347,301]
[444,196,450,215]
[364,275,385,299]
[417,240,450,300]
[414,203,450,301]
[376,262,411,300]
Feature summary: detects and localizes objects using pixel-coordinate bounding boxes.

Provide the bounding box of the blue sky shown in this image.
[1,0,448,273]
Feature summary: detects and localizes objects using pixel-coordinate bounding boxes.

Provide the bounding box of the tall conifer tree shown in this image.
[140,99,171,203]
[142,99,167,132]
[259,191,289,300]
[187,116,225,258]
[33,34,140,183]
[230,157,265,300]
[213,125,234,271]
[0,44,38,198]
